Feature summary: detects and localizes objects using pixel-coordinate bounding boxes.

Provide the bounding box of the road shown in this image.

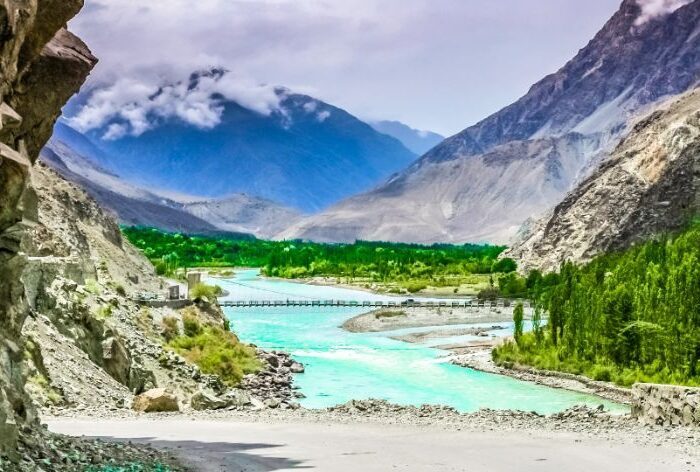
[48,418,695,471]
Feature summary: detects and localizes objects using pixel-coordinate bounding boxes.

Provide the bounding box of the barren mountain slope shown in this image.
[42,134,301,238]
[505,89,700,272]
[282,0,700,244]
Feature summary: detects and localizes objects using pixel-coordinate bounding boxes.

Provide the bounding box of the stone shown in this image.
[132,388,179,413]
[264,398,281,409]
[290,361,305,374]
[128,363,157,395]
[101,335,131,386]
[190,390,228,411]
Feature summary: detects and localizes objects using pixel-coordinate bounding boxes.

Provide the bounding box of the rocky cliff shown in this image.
[282,0,700,244]
[505,88,700,272]
[0,0,95,456]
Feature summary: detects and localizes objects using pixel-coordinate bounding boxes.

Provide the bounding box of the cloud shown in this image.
[634,0,692,25]
[316,110,331,122]
[70,0,622,135]
[68,70,282,139]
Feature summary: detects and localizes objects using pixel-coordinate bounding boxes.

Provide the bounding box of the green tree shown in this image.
[513,302,524,345]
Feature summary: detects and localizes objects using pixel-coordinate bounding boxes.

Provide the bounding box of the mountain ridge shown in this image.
[64,77,418,213]
[281,0,700,244]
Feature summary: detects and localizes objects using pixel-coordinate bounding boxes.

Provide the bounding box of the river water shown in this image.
[220,269,626,414]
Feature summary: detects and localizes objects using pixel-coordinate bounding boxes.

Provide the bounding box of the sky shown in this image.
[69,0,624,136]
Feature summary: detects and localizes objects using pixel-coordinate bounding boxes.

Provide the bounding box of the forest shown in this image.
[122,227,513,291]
[495,222,700,387]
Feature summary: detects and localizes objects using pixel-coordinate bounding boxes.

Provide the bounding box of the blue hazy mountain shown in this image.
[63,76,417,213]
[369,120,444,155]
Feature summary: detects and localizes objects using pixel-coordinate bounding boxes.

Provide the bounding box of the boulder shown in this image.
[290,361,305,374]
[132,388,179,413]
[222,389,252,407]
[101,334,131,386]
[128,363,157,395]
[190,390,228,411]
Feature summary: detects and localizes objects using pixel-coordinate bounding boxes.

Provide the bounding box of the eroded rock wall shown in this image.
[506,89,700,272]
[632,383,700,427]
[0,0,95,455]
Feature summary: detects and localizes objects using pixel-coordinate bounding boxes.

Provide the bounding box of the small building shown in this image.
[167,285,180,300]
[186,271,202,298]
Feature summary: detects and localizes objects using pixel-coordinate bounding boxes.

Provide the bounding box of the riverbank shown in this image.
[46,402,700,471]
[339,305,631,405]
[342,305,531,333]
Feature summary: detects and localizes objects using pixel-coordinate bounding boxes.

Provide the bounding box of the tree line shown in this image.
[495,222,700,387]
[122,227,514,285]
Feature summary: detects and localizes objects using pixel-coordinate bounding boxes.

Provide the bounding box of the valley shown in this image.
[1,0,700,470]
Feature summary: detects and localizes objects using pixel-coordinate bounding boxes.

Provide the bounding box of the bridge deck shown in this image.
[219,299,528,309]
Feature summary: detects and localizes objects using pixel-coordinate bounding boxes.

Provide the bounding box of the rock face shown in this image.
[506,89,700,272]
[632,383,700,427]
[282,0,700,244]
[0,0,95,456]
[132,388,179,413]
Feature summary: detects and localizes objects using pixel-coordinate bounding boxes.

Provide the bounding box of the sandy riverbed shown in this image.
[342,305,531,333]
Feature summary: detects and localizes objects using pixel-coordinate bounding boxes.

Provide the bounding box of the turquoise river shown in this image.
[220,269,626,414]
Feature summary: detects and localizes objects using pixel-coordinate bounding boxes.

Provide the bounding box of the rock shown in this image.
[290,362,305,374]
[223,389,252,407]
[132,388,179,413]
[128,364,157,395]
[264,398,281,409]
[101,334,131,386]
[190,390,228,411]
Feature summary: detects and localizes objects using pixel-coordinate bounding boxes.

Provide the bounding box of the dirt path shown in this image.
[48,418,696,472]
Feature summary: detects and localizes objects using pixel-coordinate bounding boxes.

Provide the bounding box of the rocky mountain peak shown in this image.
[421,0,700,166]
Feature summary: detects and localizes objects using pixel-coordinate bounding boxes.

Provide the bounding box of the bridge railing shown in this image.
[218,298,530,309]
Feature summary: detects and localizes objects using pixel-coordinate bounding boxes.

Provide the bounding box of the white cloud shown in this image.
[68,70,282,139]
[71,0,622,135]
[316,110,331,122]
[634,0,692,25]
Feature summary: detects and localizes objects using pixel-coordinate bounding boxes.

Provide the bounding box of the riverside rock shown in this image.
[132,388,180,413]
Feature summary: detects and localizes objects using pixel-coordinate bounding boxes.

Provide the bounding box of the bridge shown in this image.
[219,299,529,309]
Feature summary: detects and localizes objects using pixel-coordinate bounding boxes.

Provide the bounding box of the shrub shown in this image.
[189,283,223,303]
[168,326,261,385]
[477,286,500,300]
[161,316,179,342]
[405,282,427,293]
[182,312,202,337]
[115,284,126,296]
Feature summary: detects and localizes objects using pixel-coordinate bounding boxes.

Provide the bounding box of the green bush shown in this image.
[404,282,427,293]
[168,326,261,385]
[182,312,202,337]
[189,283,223,302]
[161,316,179,342]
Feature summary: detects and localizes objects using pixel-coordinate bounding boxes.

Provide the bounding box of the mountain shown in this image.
[505,88,700,272]
[42,123,302,238]
[65,72,417,213]
[369,120,444,155]
[281,0,700,244]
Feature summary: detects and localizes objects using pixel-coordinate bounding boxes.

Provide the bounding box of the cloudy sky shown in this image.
[70,0,623,136]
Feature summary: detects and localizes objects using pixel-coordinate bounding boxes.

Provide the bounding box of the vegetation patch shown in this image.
[122,228,514,290]
[494,221,700,387]
[164,311,260,385]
